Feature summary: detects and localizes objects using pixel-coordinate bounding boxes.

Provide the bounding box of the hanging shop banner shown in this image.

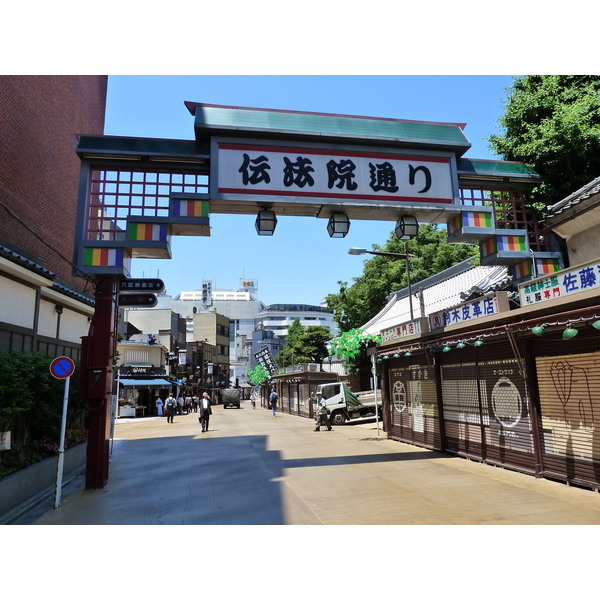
[518,258,600,307]
[214,141,455,204]
[255,346,277,374]
[429,291,509,330]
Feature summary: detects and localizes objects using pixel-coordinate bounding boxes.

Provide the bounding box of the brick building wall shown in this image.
[0,75,108,297]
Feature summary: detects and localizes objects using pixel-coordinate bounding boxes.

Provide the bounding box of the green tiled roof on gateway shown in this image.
[185,102,472,155]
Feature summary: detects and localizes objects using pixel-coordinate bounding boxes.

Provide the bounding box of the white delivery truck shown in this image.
[313,382,382,426]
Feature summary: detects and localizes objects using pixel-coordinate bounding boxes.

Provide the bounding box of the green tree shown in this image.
[0,352,84,443]
[489,75,600,211]
[276,319,332,366]
[325,223,479,330]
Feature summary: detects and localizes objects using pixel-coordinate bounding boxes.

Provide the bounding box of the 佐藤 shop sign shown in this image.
[518,259,600,307]
[213,140,456,205]
[429,292,509,330]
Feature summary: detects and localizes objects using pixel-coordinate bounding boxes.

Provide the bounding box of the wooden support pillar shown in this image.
[81,276,118,490]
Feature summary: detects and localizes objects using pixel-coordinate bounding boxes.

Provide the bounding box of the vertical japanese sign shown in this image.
[255,346,277,374]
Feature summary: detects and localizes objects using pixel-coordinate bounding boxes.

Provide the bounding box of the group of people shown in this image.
[155,388,332,433]
[156,392,213,429]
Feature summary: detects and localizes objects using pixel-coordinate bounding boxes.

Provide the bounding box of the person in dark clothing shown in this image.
[199,392,212,432]
[165,394,176,423]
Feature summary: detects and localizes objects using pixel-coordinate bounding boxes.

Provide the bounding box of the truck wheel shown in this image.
[331,411,346,426]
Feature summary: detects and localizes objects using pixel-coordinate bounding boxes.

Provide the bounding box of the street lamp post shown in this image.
[348,247,416,320]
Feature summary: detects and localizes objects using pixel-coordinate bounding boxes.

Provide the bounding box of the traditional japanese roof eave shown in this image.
[457,157,540,186]
[541,175,600,237]
[185,102,472,156]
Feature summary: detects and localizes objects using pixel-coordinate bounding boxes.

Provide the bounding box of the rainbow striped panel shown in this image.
[461,211,492,228]
[448,215,462,234]
[496,235,527,252]
[128,223,168,241]
[481,237,498,257]
[512,261,532,280]
[171,199,209,218]
[536,257,561,274]
[84,247,128,267]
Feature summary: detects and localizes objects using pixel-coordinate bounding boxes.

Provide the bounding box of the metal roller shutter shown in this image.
[536,350,600,488]
[439,339,535,472]
[440,359,484,460]
[388,360,440,449]
[477,358,535,472]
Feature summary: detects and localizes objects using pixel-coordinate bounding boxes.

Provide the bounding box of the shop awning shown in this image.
[119,378,172,387]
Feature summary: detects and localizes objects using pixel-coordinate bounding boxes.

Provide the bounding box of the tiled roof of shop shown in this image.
[546,174,600,215]
[362,258,510,336]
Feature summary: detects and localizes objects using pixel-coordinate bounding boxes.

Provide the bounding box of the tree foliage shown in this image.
[0,352,87,478]
[276,319,333,366]
[325,224,479,330]
[489,75,600,210]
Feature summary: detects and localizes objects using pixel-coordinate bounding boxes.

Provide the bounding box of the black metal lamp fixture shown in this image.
[255,209,277,236]
[395,215,419,240]
[327,213,350,238]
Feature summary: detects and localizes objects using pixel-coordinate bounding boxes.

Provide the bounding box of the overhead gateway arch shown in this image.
[74,102,552,488]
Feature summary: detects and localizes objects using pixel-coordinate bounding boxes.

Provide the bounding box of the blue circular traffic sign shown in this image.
[50,356,75,379]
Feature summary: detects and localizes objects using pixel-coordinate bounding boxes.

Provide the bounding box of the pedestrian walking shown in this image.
[192,395,198,412]
[165,394,176,423]
[314,401,332,431]
[250,391,256,409]
[155,396,164,417]
[269,389,279,416]
[176,395,184,415]
[199,391,212,432]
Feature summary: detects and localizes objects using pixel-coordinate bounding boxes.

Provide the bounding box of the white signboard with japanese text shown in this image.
[518,259,600,307]
[429,292,509,330]
[381,319,424,343]
[213,140,456,205]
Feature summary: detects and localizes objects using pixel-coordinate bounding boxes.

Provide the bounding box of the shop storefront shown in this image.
[118,370,173,417]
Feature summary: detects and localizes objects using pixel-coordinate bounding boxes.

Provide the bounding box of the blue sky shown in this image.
[103,75,517,306]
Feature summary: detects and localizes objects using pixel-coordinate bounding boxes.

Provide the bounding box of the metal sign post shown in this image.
[372,353,380,437]
[49,356,76,509]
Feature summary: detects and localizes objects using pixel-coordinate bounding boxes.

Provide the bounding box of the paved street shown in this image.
[16,400,600,525]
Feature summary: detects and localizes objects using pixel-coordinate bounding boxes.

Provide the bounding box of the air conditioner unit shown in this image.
[307,364,319,372]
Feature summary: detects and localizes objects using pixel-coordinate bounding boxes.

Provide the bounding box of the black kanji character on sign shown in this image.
[326,159,358,191]
[239,153,271,185]
[283,156,315,188]
[408,165,432,193]
[369,161,399,193]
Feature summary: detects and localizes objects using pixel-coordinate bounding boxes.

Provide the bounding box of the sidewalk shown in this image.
[12,401,600,525]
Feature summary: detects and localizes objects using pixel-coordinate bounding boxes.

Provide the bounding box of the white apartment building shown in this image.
[257,303,338,338]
